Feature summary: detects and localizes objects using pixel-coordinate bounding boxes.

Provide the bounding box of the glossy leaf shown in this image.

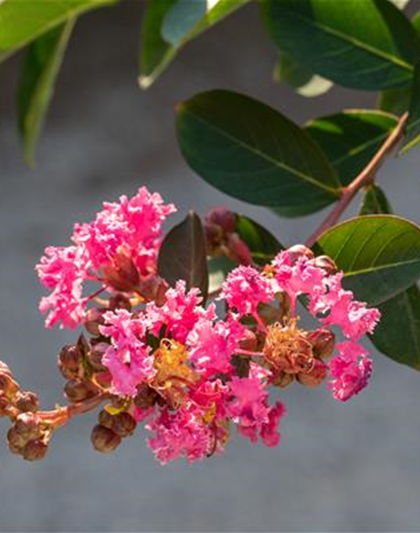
[306,110,398,186]
[400,62,420,153]
[236,214,283,264]
[314,215,420,305]
[261,0,420,90]
[370,284,420,370]
[158,211,208,299]
[139,0,248,88]
[17,20,74,166]
[0,0,117,63]
[379,9,420,113]
[176,90,341,216]
[359,185,393,216]
[273,53,333,97]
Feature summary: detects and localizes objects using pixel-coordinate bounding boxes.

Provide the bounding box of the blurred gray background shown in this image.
[1,2,420,531]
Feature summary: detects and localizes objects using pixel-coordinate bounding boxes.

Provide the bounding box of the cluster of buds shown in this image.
[204,207,253,265]
[0,188,381,464]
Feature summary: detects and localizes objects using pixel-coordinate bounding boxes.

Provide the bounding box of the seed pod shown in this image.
[15,391,40,413]
[91,425,121,453]
[22,439,48,461]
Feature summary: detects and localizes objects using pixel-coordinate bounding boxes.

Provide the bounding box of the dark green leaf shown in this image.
[379,9,420,113]
[176,90,341,216]
[261,0,420,90]
[273,52,333,97]
[400,62,420,153]
[369,284,420,370]
[236,214,282,264]
[17,20,74,166]
[306,110,398,186]
[139,0,248,88]
[313,215,420,305]
[0,0,117,63]
[359,185,393,215]
[158,211,208,299]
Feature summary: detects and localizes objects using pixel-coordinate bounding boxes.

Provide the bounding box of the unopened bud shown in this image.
[307,329,335,360]
[91,425,121,453]
[204,223,223,251]
[0,361,12,376]
[134,384,158,410]
[287,244,314,263]
[22,439,48,461]
[137,275,168,305]
[0,372,20,397]
[297,359,328,387]
[87,343,108,372]
[14,412,42,439]
[271,371,294,388]
[110,412,137,438]
[238,329,258,352]
[65,380,96,403]
[0,393,10,417]
[84,308,106,336]
[98,409,114,429]
[108,294,132,312]
[7,427,27,453]
[95,371,112,388]
[103,249,140,292]
[311,255,337,275]
[15,391,39,413]
[227,233,253,265]
[205,208,236,234]
[232,355,250,378]
[58,344,83,380]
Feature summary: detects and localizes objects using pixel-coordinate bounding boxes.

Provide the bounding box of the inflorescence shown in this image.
[0,187,380,464]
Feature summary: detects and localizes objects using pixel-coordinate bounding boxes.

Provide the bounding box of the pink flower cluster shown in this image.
[36,187,175,328]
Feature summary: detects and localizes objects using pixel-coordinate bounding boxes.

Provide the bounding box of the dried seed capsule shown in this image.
[91,425,121,453]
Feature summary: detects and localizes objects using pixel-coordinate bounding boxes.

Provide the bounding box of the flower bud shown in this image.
[297,359,328,387]
[238,329,258,352]
[0,361,12,376]
[64,380,96,403]
[87,343,108,372]
[137,275,168,305]
[103,249,140,292]
[134,384,158,410]
[307,329,335,360]
[287,244,314,263]
[271,371,294,388]
[0,372,20,397]
[0,393,10,417]
[204,222,223,251]
[58,344,83,380]
[205,207,236,234]
[95,371,112,388]
[98,409,114,429]
[91,425,121,453]
[7,427,27,454]
[227,233,253,265]
[22,439,48,461]
[84,308,106,336]
[108,294,132,312]
[14,412,41,437]
[311,255,337,275]
[232,355,250,378]
[110,412,137,438]
[15,391,40,413]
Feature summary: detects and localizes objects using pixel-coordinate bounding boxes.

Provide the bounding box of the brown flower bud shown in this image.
[232,355,250,378]
[238,329,258,352]
[58,344,83,380]
[297,359,328,387]
[14,412,41,436]
[98,409,114,429]
[137,275,168,305]
[95,371,112,388]
[271,371,294,388]
[287,244,314,263]
[311,255,337,275]
[87,343,108,372]
[84,308,106,336]
[204,222,223,251]
[134,384,158,410]
[108,294,132,312]
[205,208,237,234]
[64,380,96,403]
[0,393,10,417]
[0,372,20,397]
[7,427,28,454]
[22,439,48,461]
[91,425,121,453]
[0,361,12,376]
[110,412,137,438]
[15,391,40,413]
[306,329,335,360]
[103,249,140,292]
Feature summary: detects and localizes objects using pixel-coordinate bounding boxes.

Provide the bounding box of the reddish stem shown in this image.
[305,112,409,248]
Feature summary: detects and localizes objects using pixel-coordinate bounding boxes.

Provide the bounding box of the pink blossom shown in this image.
[146,281,214,343]
[228,363,286,446]
[100,310,156,397]
[220,266,275,316]
[187,316,247,376]
[36,246,86,329]
[328,341,373,401]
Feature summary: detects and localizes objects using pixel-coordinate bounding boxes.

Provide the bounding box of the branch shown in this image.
[305,112,409,248]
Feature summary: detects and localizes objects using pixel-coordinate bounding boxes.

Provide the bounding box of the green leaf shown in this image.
[158,211,209,300]
[369,284,420,370]
[379,9,420,113]
[400,62,420,153]
[236,214,282,264]
[359,185,393,216]
[17,20,74,166]
[273,52,333,97]
[261,0,420,90]
[306,110,398,186]
[176,89,341,216]
[313,215,420,305]
[0,0,117,63]
[139,0,249,89]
